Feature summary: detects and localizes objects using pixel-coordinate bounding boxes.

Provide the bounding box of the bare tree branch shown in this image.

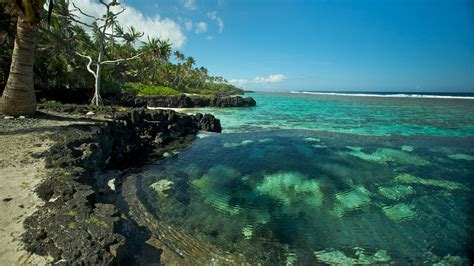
[71,2,97,20]
[101,52,143,65]
[75,52,97,78]
[111,7,125,17]
[64,14,95,28]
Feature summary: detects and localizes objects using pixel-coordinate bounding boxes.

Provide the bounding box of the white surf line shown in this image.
[291,91,474,99]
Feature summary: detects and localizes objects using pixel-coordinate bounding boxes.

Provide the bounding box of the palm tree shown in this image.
[158,39,172,62]
[141,37,171,84]
[116,25,143,47]
[1,0,51,116]
[196,66,208,89]
[183,56,196,88]
[173,50,185,87]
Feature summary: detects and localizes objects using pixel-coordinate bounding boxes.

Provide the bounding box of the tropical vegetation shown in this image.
[0,0,243,115]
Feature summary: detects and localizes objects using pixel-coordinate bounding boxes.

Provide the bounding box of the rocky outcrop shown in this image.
[23,106,221,264]
[194,113,222,132]
[110,94,257,108]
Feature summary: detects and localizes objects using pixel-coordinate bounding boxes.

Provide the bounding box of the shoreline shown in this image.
[0,105,222,264]
[0,113,104,264]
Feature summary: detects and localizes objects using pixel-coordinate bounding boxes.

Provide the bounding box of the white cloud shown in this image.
[207,11,224,33]
[206,36,213,41]
[230,74,286,84]
[255,74,286,83]
[195,21,208,34]
[184,19,193,31]
[70,0,186,48]
[183,0,197,10]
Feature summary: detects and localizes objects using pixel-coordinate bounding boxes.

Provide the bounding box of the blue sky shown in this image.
[116,0,474,92]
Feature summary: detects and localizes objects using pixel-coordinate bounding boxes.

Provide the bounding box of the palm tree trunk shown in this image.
[0,19,37,116]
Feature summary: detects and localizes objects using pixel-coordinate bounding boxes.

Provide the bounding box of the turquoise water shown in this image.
[133,93,474,264]
[188,92,474,136]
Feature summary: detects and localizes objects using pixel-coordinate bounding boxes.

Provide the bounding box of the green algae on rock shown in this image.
[241,225,253,239]
[191,165,242,214]
[333,186,371,217]
[344,148,429,166]
[394,173,466,190]
[448,153,474,161]
[401,145,414,152]
[382,203,416,222]
[223,139,254,148]
[304,137,320,142]
[150,179,174,198]
[314,248,391,264]
[256,172,324,211]
[378,185,415,201]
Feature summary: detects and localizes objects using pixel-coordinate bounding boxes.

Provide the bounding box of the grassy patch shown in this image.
[122,82,179,96]
[39,98,62,105]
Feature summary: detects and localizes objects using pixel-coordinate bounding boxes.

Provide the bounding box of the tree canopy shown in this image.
[1,0,243,105]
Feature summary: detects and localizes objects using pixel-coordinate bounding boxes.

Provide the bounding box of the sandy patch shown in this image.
[0,132,53,264]
[146,106,190,112]
[0,115,92,264]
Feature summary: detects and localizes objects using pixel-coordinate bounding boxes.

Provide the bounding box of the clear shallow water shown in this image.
[187,92,474,137]
[131,93,474,264]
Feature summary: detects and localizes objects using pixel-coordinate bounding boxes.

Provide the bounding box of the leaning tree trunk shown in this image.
[0,18,37,116]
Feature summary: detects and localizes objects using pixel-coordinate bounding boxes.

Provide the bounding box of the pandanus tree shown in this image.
[115,24,142,47]
[140,36,171,84]
[1,0,53,116]
[69,0,142,106]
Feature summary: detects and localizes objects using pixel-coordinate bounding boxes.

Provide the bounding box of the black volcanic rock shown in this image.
[23,106,222,264]
[108,94,256,108]
[194,113,222,133]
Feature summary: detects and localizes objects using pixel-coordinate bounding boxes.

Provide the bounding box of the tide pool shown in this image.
[127,93,474,264]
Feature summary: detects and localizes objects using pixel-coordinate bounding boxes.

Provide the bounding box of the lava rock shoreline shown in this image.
[107,94,257,108]
[22,105,222,264]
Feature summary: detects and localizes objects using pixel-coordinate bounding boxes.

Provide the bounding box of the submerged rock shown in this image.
[150,179,174,198]
[378,185,415,201]
[448,153,474,161]
[333,186,371,217]
[344,148,429,166]
[314,248,391,264]
[242,225,253,239]
[224,139,253,148]
[256,171,323,213]
[394,173,466,190]
[191,165,242,215]
[382,203,416,222]
[401,145,414,152]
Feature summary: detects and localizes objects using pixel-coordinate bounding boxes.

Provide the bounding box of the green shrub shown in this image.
[186,87,215,96]
[39,98,62,105]
[122,82,179,96]
[121,83,140,95]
